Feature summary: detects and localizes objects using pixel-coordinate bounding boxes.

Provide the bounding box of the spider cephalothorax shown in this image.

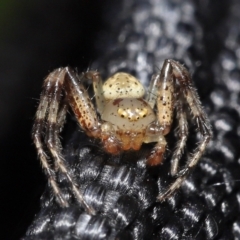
[33,59,212,214]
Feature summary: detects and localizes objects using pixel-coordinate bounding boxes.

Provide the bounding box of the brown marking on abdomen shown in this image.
[113,98,123,106]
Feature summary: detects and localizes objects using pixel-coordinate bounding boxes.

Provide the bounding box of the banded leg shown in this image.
[170,93,188,176]
[157,59,212,201]
[33,68,98,214]
[33,69,68,207]
[49,97,68,170]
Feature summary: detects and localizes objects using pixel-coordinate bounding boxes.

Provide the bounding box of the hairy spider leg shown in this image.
[33,70,68,208]
[157,59,212,201]
[171,93,188,176]
[56,97,68,132]
[33,67,98,215]
[146,60,175,166]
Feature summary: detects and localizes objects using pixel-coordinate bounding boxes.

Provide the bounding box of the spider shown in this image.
[33,59,212,215]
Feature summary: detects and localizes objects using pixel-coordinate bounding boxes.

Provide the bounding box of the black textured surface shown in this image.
[2,0,240,239]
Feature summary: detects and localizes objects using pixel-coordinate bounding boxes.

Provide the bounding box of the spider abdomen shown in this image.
[103,72,145,99]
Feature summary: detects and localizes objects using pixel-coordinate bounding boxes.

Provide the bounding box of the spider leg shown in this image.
[146,134,167,166]
[56,97,68,133]
[84,70,105,114]
[50,68,98,214]
[64,68,101,138]
[157,59,212,201]
[32,69,68,207]
[171,93,188,176]
[33,68,97,215]
[49,97,68,172]
[146,60,175,165]
[146,61,174,136]
[146,74,160,109]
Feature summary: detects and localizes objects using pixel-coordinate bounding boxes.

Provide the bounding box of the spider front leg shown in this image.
[146,60,175,166]
[157,59,212,201]
[33,67,101,215]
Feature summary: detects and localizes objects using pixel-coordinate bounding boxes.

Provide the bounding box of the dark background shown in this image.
[0,1,107,239]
